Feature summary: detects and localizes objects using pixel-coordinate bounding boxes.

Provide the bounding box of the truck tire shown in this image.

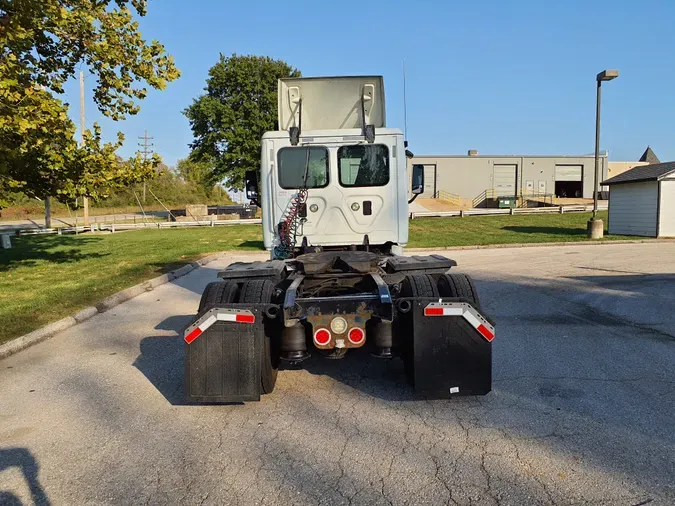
[400,273,439,298]
[437,273,481,308]
[239,279,278,394]
[198,281,239,313]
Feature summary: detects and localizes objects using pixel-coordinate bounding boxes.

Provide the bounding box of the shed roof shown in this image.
[602,161,675,185]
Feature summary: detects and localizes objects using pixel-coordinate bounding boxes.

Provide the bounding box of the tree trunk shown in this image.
[45,197,52,229]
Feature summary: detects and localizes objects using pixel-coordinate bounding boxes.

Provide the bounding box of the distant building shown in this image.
[411,147,659,208]
[607,146,660,180]
[639,146,660,164]
[410,150,607,207]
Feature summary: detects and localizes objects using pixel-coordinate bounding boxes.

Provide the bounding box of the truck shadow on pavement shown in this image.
[134,333,186,405]
[133,314,196,405]
[0,448,51,506]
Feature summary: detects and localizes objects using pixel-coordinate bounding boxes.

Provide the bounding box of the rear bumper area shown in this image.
[183,298,493,403]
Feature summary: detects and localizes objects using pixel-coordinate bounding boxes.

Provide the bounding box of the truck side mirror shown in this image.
[245,170,260,206]
[411,164,425,195]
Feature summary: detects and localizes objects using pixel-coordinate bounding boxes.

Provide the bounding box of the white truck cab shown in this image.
[248,76,419,257]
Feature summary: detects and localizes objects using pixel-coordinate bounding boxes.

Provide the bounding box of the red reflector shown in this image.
[424,307,444,316]
[235,313,255,324]
[184,327,203,344]
[314,328,331,345]
[477,324,495,342]
[348,327,365,344]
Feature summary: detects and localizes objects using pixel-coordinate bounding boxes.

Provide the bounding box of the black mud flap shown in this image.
[184,305,271,403]
[406,299,493,398]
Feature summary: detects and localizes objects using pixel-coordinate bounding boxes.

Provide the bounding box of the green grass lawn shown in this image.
[408,211,637,247]
[0,211,639,344]
[0,226,262,344]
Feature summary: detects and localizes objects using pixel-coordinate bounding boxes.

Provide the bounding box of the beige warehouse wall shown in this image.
[408,155,608,201]
[608,161,648,179]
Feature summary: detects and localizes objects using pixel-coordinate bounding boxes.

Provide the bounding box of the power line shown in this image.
[138,130,154,204]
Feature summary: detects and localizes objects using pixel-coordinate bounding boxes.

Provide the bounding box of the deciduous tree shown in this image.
[185,54,299,190]
[0,0,180,207]
[176,156,220,195]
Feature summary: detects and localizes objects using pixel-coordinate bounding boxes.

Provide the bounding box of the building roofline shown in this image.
[601,178,658,186]
[412,153,608,159]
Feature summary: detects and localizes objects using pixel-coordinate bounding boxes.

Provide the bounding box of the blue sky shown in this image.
[63,0,675,168]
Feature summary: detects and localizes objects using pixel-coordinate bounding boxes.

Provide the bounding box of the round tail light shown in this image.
[347,327,365,345]
[314,328,331,346]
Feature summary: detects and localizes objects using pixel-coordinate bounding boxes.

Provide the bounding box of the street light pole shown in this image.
[588,69,618,239]
[593,79,602,220]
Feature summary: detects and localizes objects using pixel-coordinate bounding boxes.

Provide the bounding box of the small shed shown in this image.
[602,161,675,237]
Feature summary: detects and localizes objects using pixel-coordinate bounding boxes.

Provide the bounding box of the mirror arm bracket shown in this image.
[289,99,302,146]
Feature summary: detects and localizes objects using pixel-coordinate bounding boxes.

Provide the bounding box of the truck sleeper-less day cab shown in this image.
[184,76,494,402]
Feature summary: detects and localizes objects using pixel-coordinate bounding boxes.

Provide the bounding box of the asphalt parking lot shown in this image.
[1,243,674,506]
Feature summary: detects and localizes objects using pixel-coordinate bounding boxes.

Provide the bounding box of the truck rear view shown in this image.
[184,76,494,402]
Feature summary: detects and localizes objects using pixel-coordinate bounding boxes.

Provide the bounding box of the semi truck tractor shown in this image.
[184,76,494,402]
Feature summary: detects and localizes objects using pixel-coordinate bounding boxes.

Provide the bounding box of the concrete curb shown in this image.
[0,252,227,360]
[0,317,77,360]
[405,238,675,252]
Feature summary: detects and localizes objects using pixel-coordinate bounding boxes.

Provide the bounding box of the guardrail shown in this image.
[472,189,497,208]
[518,191,555,208]
[410,203,608,219]
[433,190,462,207]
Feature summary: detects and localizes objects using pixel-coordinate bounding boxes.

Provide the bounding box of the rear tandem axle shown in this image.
[184,252,495,403]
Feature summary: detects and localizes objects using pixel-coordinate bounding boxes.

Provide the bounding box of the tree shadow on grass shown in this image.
[0,234,107,270]
[502,225,590,236]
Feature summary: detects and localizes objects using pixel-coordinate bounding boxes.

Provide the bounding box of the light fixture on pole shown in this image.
[588,69,619,239]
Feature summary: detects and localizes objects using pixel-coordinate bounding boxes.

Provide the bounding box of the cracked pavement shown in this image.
[1,243,674,505]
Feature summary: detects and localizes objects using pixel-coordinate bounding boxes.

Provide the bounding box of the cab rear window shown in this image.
[338,145,389,187]
[277,147,329,189]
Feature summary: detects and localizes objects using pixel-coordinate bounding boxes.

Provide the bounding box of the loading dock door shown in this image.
[555,165,583,198]
[423,164,436,196]
[493,165,517,197]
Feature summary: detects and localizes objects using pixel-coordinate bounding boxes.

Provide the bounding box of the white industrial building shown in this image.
[603,161,675,238]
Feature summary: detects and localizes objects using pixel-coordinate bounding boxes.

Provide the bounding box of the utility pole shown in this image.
[138,130,154,204]
[80,71,89,226]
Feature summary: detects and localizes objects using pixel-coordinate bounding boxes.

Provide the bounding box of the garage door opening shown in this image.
[493,164,517,197]
[555,181,583,198]
[554,165,583,198]
[423,164,436,196]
